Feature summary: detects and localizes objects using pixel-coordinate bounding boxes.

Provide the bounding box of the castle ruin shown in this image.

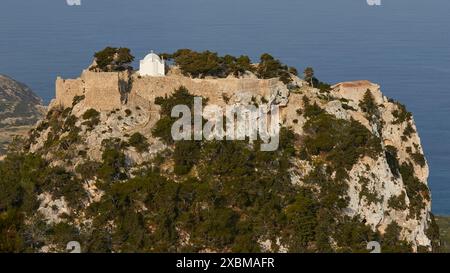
[52,69,288,113]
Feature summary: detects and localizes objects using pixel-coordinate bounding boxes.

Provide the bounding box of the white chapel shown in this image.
[139,51,165,77]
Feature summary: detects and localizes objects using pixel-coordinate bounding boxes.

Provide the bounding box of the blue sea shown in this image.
[1,0,449,214]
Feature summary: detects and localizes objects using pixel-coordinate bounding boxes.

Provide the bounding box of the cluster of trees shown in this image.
[90,47,135,72]
[162,49,247,78]
[162,49,336,89]
[256,53,298,84]
[162,49,297,83]
[88,47,335,90]
[302,67,331,91]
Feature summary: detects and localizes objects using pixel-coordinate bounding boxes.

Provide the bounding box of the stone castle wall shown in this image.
[53,70,126,111]
[331,80,384,104]
[53,70,284,112]
[83,71,124,111]
[130,75,281,107]
[55,77,84,108]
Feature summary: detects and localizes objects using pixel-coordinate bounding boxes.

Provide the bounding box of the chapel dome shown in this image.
[143,52,162,63]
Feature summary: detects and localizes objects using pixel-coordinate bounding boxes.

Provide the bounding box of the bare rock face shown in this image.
[27,70,436,252]
[0,74,45,155]
[330,81,431,250]
[37,192,71,224]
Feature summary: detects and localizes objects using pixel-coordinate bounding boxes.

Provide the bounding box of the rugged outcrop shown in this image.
[2,64,438,253]
[0,74,45,155]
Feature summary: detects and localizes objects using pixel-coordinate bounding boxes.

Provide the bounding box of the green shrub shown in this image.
[381,222,412,253]
[359,89,378,121]
[392,102,412,124]
[399,163,429,219]
[388,192,407,210]
[152,86,205,144]
[155,86,198,116]
[333,216,378,253]
[173,140,201,175]
[164,49,295,83]
[64,115,78,130]
[303,112,382,170]
[385,145,400,177]
[359,177,381,205]
[257,53,292,83]
[98,146,127,182]
[169,49,224,78]
[46,108,64,132]
[403,123,415,138]
[59,127,81,150]
[152,116,176,144]
[303,67,318,87]
[284,189,318,251]
[224,54,255,77]
[91,47,134,72]
[302,96,324,118]
[317,82,331,93]
[82,109,100,129]
[128,133,149,153]
[76,161,101,180]
[411,152,426,167]
[82,109,100,120]
[72,95,85,106]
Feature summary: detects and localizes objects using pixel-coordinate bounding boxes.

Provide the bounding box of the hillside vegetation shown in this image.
[0,49,439,253]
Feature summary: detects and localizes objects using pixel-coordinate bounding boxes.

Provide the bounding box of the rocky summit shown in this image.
[0,49,440,253]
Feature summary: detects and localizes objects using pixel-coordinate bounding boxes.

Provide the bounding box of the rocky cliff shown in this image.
[0,64,439,253]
